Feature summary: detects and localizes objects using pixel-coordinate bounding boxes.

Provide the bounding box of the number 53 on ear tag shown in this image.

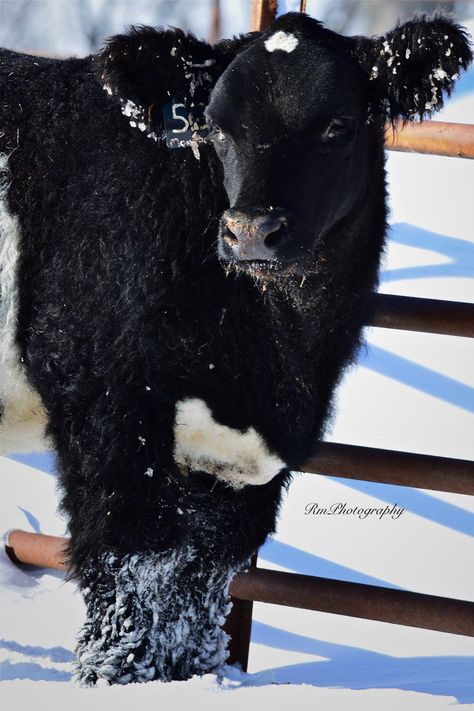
[163,98,209,149]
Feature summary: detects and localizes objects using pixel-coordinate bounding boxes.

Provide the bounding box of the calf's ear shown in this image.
[93,27,256,131]
[356,13,472,122]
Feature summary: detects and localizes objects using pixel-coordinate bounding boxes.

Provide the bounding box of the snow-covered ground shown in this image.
[1,18,474,711]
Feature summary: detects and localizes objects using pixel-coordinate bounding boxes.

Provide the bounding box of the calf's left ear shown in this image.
[93,27,257,137]
[357,13,472,121]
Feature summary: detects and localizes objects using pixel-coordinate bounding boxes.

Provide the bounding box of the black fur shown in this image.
[0,11,470,685]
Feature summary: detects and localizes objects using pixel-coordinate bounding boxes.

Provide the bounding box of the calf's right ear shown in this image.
[355,13,472,122]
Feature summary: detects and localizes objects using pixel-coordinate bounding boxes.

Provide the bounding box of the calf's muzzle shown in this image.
[220,208,289,262]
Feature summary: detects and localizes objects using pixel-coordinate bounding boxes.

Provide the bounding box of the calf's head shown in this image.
[97,12,471,278]
[206,21,373,273]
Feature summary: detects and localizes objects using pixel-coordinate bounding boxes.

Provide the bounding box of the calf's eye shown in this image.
[322,117,354,141]
[208,122,226,142]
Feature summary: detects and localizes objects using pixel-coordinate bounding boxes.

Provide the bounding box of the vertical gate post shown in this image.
[223,552,258,671]
[250,0,278,32]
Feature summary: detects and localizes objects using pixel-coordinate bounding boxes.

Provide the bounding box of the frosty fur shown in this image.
[0,11,471,685]
[355,13,472,121]
[75,547,236,686]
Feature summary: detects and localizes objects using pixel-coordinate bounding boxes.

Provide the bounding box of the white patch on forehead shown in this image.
[264,31,299,54]
[174,398,285,489]
[0,154,49,455]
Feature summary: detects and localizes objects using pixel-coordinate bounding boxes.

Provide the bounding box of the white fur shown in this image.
[264,31,299,54]
[174,398,285,489]
[0,153,49,455]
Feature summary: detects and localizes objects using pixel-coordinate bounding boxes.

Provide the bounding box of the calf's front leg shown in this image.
[75,544,237,685]
[67,468,287,686]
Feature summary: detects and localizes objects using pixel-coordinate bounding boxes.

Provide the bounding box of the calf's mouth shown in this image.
[221,258,301,280]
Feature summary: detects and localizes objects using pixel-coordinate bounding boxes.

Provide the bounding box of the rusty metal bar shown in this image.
[208,0,222,44]
[229,568,474,637]
[250,0,278,32]
[223,552,258,670]
[370,294,474,337]
[387,121,474,160]
[5,530,68,570]
[303,442,474,495]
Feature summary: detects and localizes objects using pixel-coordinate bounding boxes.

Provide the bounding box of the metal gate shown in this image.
[223,0,474,672]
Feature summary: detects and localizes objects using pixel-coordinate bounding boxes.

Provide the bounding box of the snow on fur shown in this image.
[75,547,236,686]
[360,13,472,121]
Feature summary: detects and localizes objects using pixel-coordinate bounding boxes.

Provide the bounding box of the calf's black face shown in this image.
[206,33,372,276]
[98,12,471,279]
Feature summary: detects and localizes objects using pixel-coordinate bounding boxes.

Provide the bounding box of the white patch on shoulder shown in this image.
[174,398,285,489]
[264,31,299,54]
[0,154,49,455]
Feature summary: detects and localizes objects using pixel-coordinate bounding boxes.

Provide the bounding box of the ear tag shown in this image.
[163,98,209,150]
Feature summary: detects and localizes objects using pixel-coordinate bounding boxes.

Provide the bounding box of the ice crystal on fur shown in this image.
[74,548,236,686]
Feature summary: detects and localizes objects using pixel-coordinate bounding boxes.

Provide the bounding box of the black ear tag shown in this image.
[163,97,210,152]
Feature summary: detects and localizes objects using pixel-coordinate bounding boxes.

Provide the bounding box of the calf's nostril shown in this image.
[263,218,287,249]
[223,225,239,246]
[221,212,289,257]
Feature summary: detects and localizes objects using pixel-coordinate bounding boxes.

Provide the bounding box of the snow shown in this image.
[3,675,466,710]
[120,99,141,119]
[1,17,474,711]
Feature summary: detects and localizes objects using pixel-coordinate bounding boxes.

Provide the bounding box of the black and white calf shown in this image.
[0,12,471,685]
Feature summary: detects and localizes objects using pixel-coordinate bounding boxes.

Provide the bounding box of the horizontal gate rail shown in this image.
[371,294,474,337]
[5,531,68,571]
[302,443,474,496]
[228,567,474,637]
[388,121,474,160]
